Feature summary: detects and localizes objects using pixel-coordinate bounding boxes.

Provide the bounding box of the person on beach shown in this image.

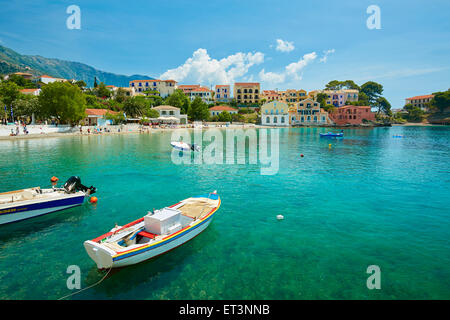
[87,128,90,134]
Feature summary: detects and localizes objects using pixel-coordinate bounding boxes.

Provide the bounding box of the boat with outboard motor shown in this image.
[170,141,200,152]
[0,176,96,225]
[84,192,220,269]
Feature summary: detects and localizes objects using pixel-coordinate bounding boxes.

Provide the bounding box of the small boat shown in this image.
[0,176,96,225]
[170,141,200,152]
[84,192,221,269]
[320,132,344,137]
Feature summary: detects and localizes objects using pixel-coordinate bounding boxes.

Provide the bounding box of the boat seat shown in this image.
[138,231,157,239]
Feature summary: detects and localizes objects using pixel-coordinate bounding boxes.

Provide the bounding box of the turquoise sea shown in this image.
[0,126,449,300]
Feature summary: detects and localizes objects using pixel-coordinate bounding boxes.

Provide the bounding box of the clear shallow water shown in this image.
[0,126,449,300]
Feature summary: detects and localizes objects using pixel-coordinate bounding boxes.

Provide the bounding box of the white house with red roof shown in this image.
[82,108,119,126]
[36,75,67,85]
[405,94,435,110]
[209,105,238,117]
[19,88,41,96]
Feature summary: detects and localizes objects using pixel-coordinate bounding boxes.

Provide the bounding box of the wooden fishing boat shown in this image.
[84,192,220,269]
[0,176,96,225]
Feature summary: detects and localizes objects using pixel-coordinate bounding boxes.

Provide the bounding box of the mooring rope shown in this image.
[58,265,113,300]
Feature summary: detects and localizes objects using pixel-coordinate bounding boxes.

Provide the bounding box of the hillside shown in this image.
[0,45,153,87]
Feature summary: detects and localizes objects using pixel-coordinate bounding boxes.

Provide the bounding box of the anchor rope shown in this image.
[58,265,113,300]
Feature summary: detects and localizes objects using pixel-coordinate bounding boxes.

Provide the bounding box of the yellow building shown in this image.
[279,89,308,104]
[290,98,332,125]
[234,82,260,104]
[260,101,289,126]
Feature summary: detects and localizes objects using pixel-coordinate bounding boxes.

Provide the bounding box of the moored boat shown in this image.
[84,192,220,269]
[320,131,344,137]
[0,176,96,225]
[170,141,200,152]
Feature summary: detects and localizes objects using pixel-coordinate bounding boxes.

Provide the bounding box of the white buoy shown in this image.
[276,215,284,220]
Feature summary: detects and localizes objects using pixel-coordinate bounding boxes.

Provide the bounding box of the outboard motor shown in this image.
[63,176,96,195]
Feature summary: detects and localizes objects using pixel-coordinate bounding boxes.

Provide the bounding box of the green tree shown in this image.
[95,82,111,99]
[165,89,190,114]
[404,104,425,122]
[325,80,343,90]
[375,96,392,116]
[6,74,37,89]
[360,81,383,105]
[218,111,232,122]
[0,81,20,106]
[12,95,40,119]
[115,88,129,103]
[123,96,146,118]
[105,112,125,124]
[316,92,328,106]
[38,82,86,125]
[188,97,209,121]
[74,80,87,90]
[93,77,98,88]
[430,90,450,113]
[145,108,160,118]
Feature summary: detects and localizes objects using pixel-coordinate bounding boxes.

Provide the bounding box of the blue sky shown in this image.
[0,0,449,107]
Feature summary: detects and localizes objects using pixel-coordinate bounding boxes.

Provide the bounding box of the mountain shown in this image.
[0,45,154,87]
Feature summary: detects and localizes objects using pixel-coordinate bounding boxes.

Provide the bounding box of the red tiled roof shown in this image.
[406,94,434,100]
[85,109,118,116]
[209,105,237,111]
[215,85,230,88]
[191,87,211,92]
[20,89,39,93]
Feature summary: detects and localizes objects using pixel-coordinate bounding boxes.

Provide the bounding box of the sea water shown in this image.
[0,126,449,299]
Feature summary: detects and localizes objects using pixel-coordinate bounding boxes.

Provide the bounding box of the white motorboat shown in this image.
[0,176,96,225]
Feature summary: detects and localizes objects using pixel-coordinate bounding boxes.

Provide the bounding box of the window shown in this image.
[266,117,270,123]
[265,110,268,114]
[274,116,278,123]
[139,83,142,87]
[281,117,285,123]
[301,116,304,122]
[131,83,135,87]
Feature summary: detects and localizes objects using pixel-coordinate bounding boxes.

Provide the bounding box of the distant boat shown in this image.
[320,131,344,137]
[0,176,96,225]
[84,192,221,269]
[170,141,200,152]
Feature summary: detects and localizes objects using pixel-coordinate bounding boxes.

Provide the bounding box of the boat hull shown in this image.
[0,194,85,225]
[84,214,214,269]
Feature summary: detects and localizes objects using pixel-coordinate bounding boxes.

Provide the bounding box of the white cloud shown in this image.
[319,49,335,63]
[259,52,317,84]
[160,48,264,85]
[275,39,295,53]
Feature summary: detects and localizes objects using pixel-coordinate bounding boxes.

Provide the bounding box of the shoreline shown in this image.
[0,123,446,141]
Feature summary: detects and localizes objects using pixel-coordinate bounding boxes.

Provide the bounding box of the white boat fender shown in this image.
[276,215,284,220]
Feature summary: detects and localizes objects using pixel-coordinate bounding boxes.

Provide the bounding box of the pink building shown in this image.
[329,105,376,125]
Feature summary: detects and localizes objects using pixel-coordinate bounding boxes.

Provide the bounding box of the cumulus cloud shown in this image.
[275,39,295,53]
[160,48,264,85]
[259,52,317,84]
[319,49,335,63]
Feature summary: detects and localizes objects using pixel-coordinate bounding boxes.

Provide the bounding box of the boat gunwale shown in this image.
[0,190,86,210]
[90,196,221,260]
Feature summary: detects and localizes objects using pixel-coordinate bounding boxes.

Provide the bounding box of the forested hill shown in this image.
[0,45,153,87]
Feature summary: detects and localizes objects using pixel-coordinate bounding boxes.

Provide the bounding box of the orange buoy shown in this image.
[90,196,98,204]
[50,176,59,182]
[300,154,304,157]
